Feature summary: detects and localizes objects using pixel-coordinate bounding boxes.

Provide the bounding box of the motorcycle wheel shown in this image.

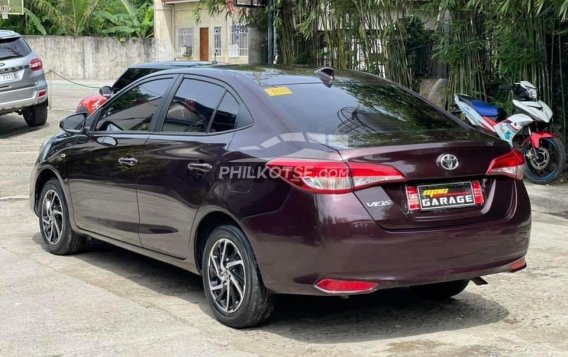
[522,138,566,184]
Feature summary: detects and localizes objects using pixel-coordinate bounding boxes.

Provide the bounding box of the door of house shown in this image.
[200,28,209,61]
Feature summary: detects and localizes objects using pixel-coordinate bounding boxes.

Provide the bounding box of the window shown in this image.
[177,27,194,56]
[211,93,239,133]
[112,68,158,93]
[267,81,466,147]
[214,26,222,57]
[161,79,226,134]
[0,37,31,60]
[95,79,172,132]
[231,25,248,57]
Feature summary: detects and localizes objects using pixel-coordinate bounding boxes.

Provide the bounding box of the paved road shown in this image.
[0,81,567,356]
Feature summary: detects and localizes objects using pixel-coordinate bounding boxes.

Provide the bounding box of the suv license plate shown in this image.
[417,182,476,211]
[0,72,16,82]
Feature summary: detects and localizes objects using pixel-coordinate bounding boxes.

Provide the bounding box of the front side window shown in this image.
[161,79,226,134]
[95,78,172,132]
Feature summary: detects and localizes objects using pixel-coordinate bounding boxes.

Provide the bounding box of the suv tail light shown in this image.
[486,150,525,180]
[30,58,43,71]
[266,158,407,194]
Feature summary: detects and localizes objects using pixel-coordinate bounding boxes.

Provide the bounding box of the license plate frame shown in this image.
[417,181,476,211]
[0,72,16,82]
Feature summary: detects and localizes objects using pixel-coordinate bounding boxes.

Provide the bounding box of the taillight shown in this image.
[486,150,525,180]
[472,181,485,205]
[30,58,43,71]
[266,158,406,194]
[405,186,420,211]
[315,279,379,294]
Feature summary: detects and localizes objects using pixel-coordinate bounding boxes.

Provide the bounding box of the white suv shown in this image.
[0,30,48,127]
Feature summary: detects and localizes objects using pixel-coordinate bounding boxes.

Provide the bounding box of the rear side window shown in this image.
[161,79,226,134]
[112,68,159,93]
[267,82,464,140]
[0,37,31,60]
[210,92,239,133]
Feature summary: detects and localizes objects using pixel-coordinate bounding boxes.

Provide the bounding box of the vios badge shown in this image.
[366,200,393,208]
[437,154,459,171]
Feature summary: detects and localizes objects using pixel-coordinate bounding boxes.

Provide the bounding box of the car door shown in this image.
[136,77,248,258]
[66,75,177,245]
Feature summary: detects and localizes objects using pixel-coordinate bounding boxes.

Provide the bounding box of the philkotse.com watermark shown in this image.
[218,163,350,180]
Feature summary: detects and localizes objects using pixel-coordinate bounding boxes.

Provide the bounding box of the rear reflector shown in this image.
[266,158,406,194]
[30,58,43,71]
[405,185,420,211]
[315,279,379,294]
[471,181,485,205]
[38,90,47,97]
[487,150,525,180]
[510,257,526,272]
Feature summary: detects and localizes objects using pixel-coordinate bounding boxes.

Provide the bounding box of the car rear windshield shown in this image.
[0,37,31,60]
[267,81,466,144]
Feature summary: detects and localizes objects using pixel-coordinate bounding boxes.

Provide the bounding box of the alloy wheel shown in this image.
[207,238,246,314]
[41,189,64,245]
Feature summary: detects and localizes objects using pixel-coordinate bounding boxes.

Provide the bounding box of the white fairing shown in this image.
[454,94,486,127]
[494,114,533,146]
[513,99,553,123]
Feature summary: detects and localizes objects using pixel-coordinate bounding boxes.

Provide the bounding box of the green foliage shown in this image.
[0,0,153,38]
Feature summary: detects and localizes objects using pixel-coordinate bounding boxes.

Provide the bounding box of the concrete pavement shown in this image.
[525,181,568,215]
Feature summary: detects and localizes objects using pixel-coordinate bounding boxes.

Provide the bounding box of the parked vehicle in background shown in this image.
[76,61,213,115]
[454,82,566,184]
[32,66,530,328]
[0,30,48,127]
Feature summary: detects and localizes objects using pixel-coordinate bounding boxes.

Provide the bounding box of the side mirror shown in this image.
[99,85,113,97]
[96,136,118,147]
[60,113,86,134]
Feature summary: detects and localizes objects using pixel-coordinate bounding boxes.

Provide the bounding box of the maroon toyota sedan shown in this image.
[30,66,530,328]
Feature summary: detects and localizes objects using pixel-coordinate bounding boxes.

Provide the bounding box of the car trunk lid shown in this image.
[333,136,516,230]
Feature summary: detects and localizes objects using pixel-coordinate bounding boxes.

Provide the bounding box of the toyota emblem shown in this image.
[438,154,459,171]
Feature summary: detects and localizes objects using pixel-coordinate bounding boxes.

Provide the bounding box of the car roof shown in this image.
[153,65,388,88]
[129,61,214,70]
[0,30,21,40]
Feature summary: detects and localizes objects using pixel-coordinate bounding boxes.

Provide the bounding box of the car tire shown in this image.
[24,102,48,127]
[411,279,469,300]
[202,225,275,328]
[39,179,84,255]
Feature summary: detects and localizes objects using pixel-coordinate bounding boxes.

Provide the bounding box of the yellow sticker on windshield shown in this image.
[265,87,292,97]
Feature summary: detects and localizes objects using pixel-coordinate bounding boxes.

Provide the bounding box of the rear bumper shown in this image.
[0,80,48,114]
[242,180,531,296]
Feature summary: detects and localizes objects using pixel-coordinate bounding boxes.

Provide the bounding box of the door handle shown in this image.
[187,162,213,174]
[118,157,138,167]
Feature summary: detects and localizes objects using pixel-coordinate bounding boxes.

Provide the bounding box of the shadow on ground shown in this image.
[33,233,509,343]
[0,114,48,139]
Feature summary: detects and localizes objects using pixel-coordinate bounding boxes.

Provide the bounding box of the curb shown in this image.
[525,182,568,213]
